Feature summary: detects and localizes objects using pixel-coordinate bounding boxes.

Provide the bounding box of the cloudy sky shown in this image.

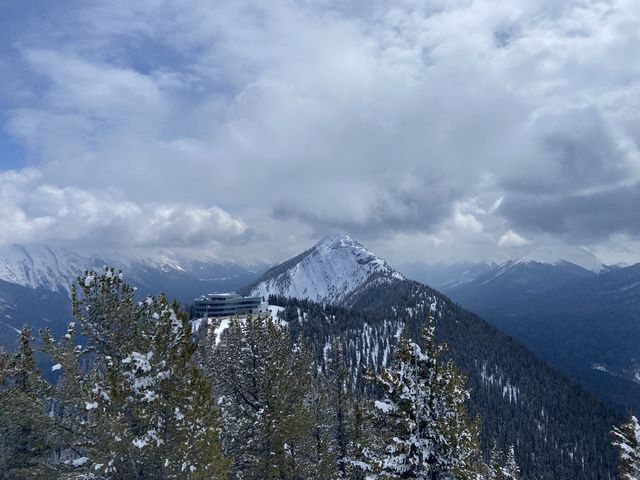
[1,0,640,265]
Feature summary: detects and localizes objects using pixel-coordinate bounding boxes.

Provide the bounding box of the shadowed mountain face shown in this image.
[436,258,640,413]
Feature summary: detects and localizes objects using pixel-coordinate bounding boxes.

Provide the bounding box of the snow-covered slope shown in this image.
[514,245,604,273]
[249,235,404,304]
[0,245,100,292]
[0,244,262,296]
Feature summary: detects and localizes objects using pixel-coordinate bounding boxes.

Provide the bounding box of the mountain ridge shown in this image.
[256,239,619,479]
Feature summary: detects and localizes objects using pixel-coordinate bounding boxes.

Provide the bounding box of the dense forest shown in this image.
[268,275,622,479]
[0,271,637,479]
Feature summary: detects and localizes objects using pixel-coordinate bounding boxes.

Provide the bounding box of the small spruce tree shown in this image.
[500,446,520,480]
[361,316,480,479]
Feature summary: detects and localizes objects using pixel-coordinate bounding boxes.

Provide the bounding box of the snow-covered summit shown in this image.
[514,245,604,273]
[249,234,404,304]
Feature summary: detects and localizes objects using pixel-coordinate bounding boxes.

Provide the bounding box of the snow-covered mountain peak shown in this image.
[314,234,364,250]
[249,235,404,304]
[514,245,604,273]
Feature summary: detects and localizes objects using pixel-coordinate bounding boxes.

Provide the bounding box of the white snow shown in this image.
[122,351,154,372]
[514,245,604,273]
[251,235,404,304]
[0,245,92,293]
[374,400,396,413]
[133,438,148,448]
[85,401,98,410]
[268,305,285,322]
[72,457,89,467]
[0,243,252,293]
[191,318,204,332]
[214,319,231,345]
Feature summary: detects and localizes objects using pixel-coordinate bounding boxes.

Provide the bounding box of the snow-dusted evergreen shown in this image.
[359,316,480,479]
[202,313,332,479]
[250,234,403,304]
[612,415,640,480]
[41,270,229,479]
[500,446,521,480]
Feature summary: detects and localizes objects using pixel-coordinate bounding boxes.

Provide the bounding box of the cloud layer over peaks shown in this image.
[1,0,640,263]
[0,169,246,248]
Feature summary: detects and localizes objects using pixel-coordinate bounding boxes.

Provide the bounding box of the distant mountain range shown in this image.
[0,244,263,348]
[2,239,638,416]
[403,246,640,413]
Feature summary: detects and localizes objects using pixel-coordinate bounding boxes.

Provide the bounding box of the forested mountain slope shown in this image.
[268,277,619,480]
[443,259,640,413]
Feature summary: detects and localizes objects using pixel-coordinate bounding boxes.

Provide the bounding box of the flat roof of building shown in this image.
[194,293,262,302]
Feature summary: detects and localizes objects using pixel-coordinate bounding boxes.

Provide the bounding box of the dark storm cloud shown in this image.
[497,106,638,242]
[499,184,640,242]
[501,107,631,195]
[273,174,461,239]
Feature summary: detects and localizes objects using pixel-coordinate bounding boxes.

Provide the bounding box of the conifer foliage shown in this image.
[0,326,56,479]
[0,270,529,480]
[612,415,640,480]
[205,314,322,479]
[360,316,480,479]
[43,269,229,479]
[484,444,521,480]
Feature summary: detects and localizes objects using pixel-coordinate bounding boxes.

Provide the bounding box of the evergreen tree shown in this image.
[361,316,480,479]
[612,415,640,480]
[324,340,367,479]
[207,314,317,479]
[485,442,502,480]
[43,269,229,479]
[308,368,339,479]
[0,326,57,479]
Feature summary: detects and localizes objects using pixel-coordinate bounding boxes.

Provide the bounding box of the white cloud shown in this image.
[0,169,246,247]
[498,230,531,248]
[1,0,640,261]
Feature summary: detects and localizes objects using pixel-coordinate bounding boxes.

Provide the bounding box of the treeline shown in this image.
[0,270,637,479]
